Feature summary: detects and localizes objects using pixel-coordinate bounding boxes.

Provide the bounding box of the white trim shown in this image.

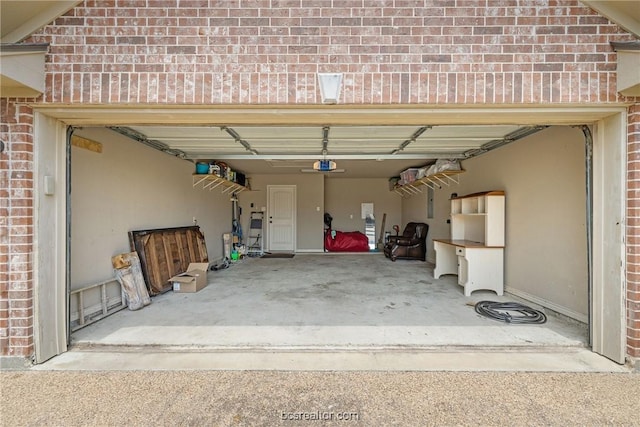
[1,1,82,44]
[0,49,47,97]
[33,113,68,363]
[30,104,630,126]
[590,114,627,363]
[581,1,640,37]
[505,286,588,324]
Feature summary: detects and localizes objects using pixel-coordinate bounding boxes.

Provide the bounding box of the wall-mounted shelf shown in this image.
[192,174,247,194]
[393,170,465,197]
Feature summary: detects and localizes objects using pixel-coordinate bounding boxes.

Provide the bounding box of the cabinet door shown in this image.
[457,256,468,285]
[484,195,505,246]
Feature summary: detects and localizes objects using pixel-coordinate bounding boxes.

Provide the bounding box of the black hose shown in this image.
[474,301,547,324]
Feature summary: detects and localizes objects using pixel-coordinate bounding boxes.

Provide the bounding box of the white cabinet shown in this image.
[450,191,504,246]
[434,191,505,296]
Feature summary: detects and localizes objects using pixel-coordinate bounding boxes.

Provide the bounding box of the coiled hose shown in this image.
[474,301,547,324]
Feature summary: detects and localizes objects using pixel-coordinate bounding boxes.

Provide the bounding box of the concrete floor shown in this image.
[38,254,631,372]
[72,253,587,350]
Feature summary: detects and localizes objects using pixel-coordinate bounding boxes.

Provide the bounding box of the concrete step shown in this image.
[34,347,629,373]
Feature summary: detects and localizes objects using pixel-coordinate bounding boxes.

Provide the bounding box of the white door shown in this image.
[267,185,296,251]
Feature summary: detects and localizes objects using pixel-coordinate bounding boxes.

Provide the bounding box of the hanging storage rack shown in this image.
[392,170,465,197]
[192,174,247,195]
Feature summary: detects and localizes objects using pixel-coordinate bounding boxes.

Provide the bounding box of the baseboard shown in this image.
[505,286,588,324]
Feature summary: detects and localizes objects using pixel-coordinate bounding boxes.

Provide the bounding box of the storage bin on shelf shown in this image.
[195,162,210,174]
[192,160,247,195]
[399,168,420,185]
[391,160,465,197]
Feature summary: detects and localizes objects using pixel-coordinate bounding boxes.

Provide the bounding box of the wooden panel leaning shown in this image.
[111,252,152,310]
[128,226,209,295]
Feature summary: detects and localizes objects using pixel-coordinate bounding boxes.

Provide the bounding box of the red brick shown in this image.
[628,338,640,355]
[0,338,10,355]
[9,337,33,348]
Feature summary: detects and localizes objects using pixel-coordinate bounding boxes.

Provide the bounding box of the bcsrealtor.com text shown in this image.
[280,410,360,422]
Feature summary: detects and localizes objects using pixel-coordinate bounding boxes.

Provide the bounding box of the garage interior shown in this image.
[66,118,591,353]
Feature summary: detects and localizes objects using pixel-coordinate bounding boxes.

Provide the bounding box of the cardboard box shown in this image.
[170,262,210,293]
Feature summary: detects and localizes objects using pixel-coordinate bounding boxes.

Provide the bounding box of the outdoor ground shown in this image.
[2,370,639,426]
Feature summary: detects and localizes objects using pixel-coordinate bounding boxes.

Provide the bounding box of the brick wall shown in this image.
[0,99,35,358]
[2,0,640,359]
[27,0,637,105]
[629,103,640,359]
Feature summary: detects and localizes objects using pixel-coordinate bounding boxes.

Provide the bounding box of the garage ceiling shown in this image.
[108,124,541,178]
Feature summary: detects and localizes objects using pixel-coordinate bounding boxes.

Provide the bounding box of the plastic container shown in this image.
[195,162,210,174]
[400,168,420,183]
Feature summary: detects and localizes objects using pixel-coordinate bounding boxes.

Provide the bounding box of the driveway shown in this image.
[2,370,638,426]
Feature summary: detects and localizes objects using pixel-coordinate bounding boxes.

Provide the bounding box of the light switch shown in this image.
[44,175,55,196]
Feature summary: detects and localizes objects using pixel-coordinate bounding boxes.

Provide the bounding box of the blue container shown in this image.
[195,162,209,174]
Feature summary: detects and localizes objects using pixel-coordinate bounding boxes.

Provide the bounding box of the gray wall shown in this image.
[402,126,588,318]
[70,127,232,289]
[325,178,402,241]
[238,174,325,251]
[239,176,400,252]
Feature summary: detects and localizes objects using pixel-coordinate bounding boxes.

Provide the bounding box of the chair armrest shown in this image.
[395,237,419,246]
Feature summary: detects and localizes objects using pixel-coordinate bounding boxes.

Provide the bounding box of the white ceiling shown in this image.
[112,124,532,178]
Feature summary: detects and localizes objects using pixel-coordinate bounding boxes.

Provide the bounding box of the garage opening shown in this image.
[66,123,590,352]
[31,105,626,364]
